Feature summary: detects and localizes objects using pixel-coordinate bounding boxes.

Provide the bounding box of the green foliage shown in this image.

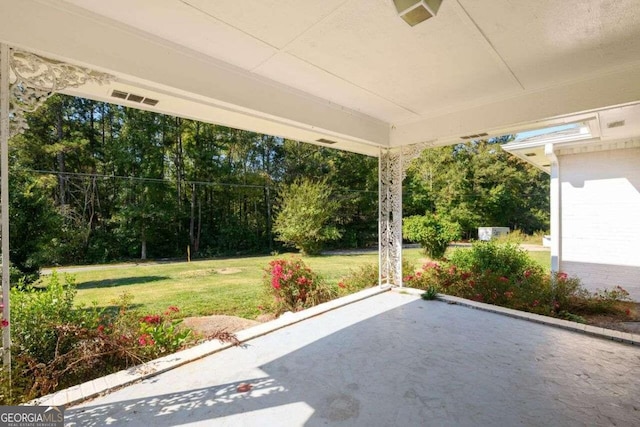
[403,214,461,259]
[273,178,342,255]
[10,272,96,363]
[3,273,196,403]
[337,263,379,294]
[338,259,416,292]
[405,244,630,321]
[264,258,336,314]
[421,286,439,300]
[449,241,541,279]
[404,137,549,238]
[138,306,192,354]
[8,170,61,281]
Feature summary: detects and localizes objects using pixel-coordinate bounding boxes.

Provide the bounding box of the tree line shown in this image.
[7,94,548,278]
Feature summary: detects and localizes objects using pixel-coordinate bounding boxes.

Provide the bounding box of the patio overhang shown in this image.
[2,0,640,154]
[2,0,640,368]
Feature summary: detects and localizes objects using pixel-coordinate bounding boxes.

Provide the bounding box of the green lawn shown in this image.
[69,247,550,320]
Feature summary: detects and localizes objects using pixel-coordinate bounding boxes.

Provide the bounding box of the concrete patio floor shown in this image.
[65,291,640,426]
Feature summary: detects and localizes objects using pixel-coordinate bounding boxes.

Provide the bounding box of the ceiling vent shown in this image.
[111,90,159,107]
[393,0,442,26]
[316,138,338,145]
[111,90,128,100]
[606,120,625,129]
[460,132,488,140]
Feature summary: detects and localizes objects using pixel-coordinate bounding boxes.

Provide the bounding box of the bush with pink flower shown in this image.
[406,241,631,322]
[264,258,336,314]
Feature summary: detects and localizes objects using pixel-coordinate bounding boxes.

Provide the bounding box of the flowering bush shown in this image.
[137,305,191,355]
[1,279,194,404]
[265,258,336,314]
[405,242,631,321]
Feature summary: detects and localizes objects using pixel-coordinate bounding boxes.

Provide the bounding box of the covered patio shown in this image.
[2,1,640,421]
[62,290,640,426]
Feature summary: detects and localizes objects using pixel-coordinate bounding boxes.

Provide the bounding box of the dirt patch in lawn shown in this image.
[215,267,242,275]
[182,315,260,337]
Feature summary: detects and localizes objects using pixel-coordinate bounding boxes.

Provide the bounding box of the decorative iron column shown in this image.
[379,147,404,286]
[0,44,112,369]
[379,143,430,287]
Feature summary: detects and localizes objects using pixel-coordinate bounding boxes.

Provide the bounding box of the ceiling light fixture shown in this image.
[393,0,442,26]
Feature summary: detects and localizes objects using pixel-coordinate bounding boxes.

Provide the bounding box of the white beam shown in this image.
[0,0,388,149]
[392,63,640,146]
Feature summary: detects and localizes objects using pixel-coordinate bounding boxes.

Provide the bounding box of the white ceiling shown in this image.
[2,0,640,155]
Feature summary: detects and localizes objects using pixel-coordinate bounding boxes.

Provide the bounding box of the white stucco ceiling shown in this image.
[2,0,640,156]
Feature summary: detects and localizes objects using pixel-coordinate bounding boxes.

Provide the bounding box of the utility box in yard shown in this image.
[478,227,510,241]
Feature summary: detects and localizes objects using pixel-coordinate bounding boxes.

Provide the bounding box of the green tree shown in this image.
[403,214,461,259]
[273,178,342,255]
[405,137,549,238]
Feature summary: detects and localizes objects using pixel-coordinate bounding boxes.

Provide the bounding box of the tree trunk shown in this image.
[195,197,202,254]
[189,183,196,246]
[56,105,66,206]
[141,227,147,260]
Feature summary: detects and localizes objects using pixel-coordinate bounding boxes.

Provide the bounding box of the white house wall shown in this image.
[559,148,640,300]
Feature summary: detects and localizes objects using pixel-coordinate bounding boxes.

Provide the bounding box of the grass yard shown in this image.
[67,247,550,321]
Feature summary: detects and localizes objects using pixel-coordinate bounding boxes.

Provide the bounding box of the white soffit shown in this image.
[2,0,640,152]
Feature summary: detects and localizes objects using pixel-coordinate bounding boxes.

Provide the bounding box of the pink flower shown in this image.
[138,334,155,346]
[558,272,568,281]
[504,291,514,299]
[338,282,346,289]
[532,300,540,307]
[141,314,162,325]
[0,319,8,328]
[498,276,509,283]
[524,270,532,278]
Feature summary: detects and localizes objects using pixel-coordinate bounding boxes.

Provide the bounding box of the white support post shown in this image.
[0,46,112,371]
[379,147,403,287]
[1,43,11,370]
[545,143,561,272]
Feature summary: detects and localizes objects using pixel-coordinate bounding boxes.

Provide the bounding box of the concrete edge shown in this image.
[395,288,640,346]
[28,286,390,408]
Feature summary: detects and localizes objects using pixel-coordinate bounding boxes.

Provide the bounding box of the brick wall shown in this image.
[559,147,640,300]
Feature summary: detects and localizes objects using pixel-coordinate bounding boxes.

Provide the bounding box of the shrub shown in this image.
[273,178,342,255]
[405,244,631,322]
[10,272,99,364]
[2,277,195,404]
[448,241,542,279]
[403,214,461,259]
[338,259,416,293]
[265,258,336,314]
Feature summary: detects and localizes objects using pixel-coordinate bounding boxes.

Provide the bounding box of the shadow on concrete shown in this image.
[65,296,640,426]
